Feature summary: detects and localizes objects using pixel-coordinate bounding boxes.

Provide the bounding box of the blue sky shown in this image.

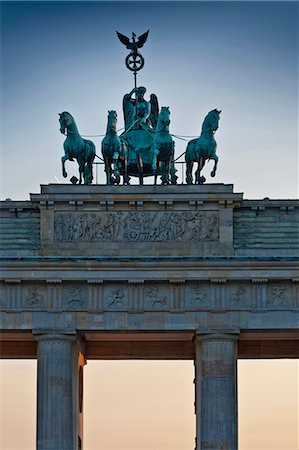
[1,1,298,199]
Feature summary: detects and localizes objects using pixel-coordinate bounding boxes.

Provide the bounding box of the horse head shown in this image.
[202,109,221,133]
[107,110,118,132]
[59,111,73,134]
[157,106,170,132]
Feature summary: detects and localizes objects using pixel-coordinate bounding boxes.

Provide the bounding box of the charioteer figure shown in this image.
[123,86,159,131]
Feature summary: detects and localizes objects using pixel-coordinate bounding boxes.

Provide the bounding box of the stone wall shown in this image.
[1,184,298,258]
[0,201,40,256]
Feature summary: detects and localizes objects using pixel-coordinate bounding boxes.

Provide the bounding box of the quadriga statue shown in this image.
[101,86,177,185]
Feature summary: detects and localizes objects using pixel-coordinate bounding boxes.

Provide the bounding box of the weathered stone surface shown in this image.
[0,202,40,256]
[0,184,298,450]
[195,333,238,450]
[35,333,78,450]
[54,210,219,243]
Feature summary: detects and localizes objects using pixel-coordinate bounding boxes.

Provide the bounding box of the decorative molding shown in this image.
[4,279,21,284]
[128,280,144,284]
[46,279,63,284]
[251,278,268,284]
[87,279,104,284]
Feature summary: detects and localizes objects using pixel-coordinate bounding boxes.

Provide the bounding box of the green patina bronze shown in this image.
[101,98,177,185]
[101,110,128,185]
[102,29,177,185]
[59,112,96,185]
[185,109,221,184]
[58,31,221,186]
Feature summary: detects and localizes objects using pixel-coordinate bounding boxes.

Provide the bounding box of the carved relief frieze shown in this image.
[0,279,297,313]
[63,286,87,309]
[268,286,291,307]
[183,283,209,309]
[54,211,219,243]
[26,287,44,306]
[144,286,169,309]
[226,286,250,307]
[192,285,209,306]
[104,287,127,309]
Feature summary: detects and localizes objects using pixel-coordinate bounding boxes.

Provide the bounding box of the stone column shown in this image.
[35,333,78,450]
[195,333,239,450]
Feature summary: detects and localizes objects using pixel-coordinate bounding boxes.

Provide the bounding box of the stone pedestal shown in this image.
[35,333,79,450]
[195,333,238,450]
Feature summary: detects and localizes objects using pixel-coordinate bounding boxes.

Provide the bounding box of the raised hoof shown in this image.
[211,171,216,177]
[63,171,67,178]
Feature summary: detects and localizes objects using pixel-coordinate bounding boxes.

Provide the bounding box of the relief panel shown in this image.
[226,285,250,308]
[144,286,169,310]
[54,211,219,243]
[103,285,128,310]
[267,285,292,307]
[185,283,211,309]
[62,285,87,310]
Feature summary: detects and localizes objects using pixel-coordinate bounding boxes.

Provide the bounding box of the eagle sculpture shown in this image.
[116,30,149,54]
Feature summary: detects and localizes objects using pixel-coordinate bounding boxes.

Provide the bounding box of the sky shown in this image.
[0,359,298,449]
[0,0,298,199]
[0,1,298,449]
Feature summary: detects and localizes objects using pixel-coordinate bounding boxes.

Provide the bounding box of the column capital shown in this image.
[195,329,240,342]
[33,329,77,343]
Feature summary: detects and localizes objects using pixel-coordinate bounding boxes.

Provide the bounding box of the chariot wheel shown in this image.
[125,53,144,72]
[128,230,139,241]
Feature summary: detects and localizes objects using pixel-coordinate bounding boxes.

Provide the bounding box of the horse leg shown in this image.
[79,161,85,184]
[89,157,95,184]
[84,160,93,185]
[164,158,171,185]
[195,158,206,184]
[154,161,159,185]
[104,157,111,184]
[123,157,130,185]
[137,154,143,185]
[89,162,93,184]
[170,160,178,185]
[186,161,193,184]
[87,152,95,184]
[211,155,218,177]
[113,152,121,185]
[61,155,68,178]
